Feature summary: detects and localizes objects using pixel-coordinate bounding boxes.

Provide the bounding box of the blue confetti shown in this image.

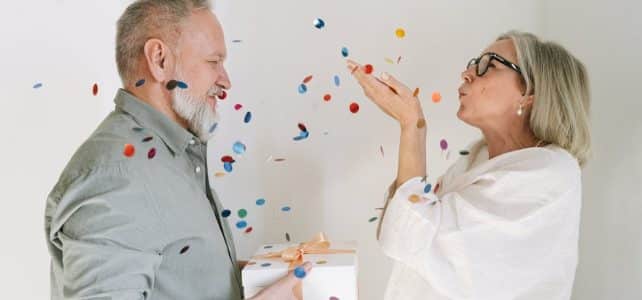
[261,262,272,267]
[177,81,188,89]
[294,266,307,279]
[263,245,273,249]
[135,79,145,87]
[221,209,231,218]
[341,47,349,58]
[32,82,43,89]
[298,84,308,94]
[236,220,248,229]
[313,18,325,29]
[256,198,266,206]
[333,75,340,87]
[281,206,291,212]
[233,141,246,154]
[224,162,233,172]
[244,111,252,123]
[232,39,243,43]
[424,183,432,193]
[209,122,218,133]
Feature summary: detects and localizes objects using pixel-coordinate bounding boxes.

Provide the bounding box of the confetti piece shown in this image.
[298,84,308,94]
[408,194,421,203]
[293,130,310,141]
[294,266,307,279]
[221,209,231,218]
[413,87,420,98]
[132,127,144,132]
[421,176,428,183]
[224,162,233,172]
[432,91,442,103]
[333,75,341,87]
[247,261,257,266]
[147,148,156,159]
[380,145,385,157]
[245,227,253,234]
[236,220,248,229]
[341,47,349,58]
[397,56,402,64]
[303,75,313,84]
[264,245,273,249]
[384,57,394,64]
[316,260,328,265]
[349,102,360,114]
[166,80,178,90]
[286,232,291,242]
[281,206,291,212]
[274,158,286,162]
[323,94,332,102]
[459,150,470,156]
[256,198,266,206]
[298,123,308,132]
[424,183,432,193]
[368,216,378,223]
[238,209,248,218]
[434,182,441,193]
[209,122,218,133]
[33,83,43,89]
[261,262,272,267]
[313,18,325,29]
[135,79,146,87]
[123,144,135,157]
[363,64,374,74]
[214,172,226,177]
[232,39,243,43]
[92,83,99,96]
[142,136,153,142]
[218,90,227,100]
[417,118,426,129]
[330,297,340,300]
[233,141,247,154]
[244,111,252,123]
[180,245,190,254]
[440,139,448,151]
[221,155,235,163]
[395,28,406,38]
[233,103,243,111]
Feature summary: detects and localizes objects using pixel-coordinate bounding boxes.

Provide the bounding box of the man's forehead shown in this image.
[181,10,226,56]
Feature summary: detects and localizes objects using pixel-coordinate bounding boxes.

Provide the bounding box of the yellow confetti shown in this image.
[384,57,395,64]
[395,28,406,38]
[215,172,226,177]
[408,194,421,203]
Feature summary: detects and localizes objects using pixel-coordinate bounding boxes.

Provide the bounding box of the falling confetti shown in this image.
[238,209,248,218]
[245,227,253,234]
[233,141,247,154]
[397,56,402,64]
[424,183,432,193]
[147,148,157,159]
[256,198,266,206]
[232,39,243,43]
[261,262,272,267]
[293,130,309,141]
[236,220,248,229]
[224,162,233,172]
[244,111,252,123]
[432,91,442,103]
[142,136,153,142]
[413,87,420,98]
[123,144,135,157]
[368,216,378,223]
[459,150,470,156]
[281,206,291,212]
[313,18,325,29]
[440,139,449,151]
[221,209,232,218]
[349,102,360,114]
[384,57,394,64]
[316,260,328,265]
[286,232,291,242]
[341,47,349,58]
[417,118,426,129]
[132,127,144,132]
[298,123,307,132]
[294,266,307,279]
[234,104,243,110]
[298,84,308,94]
[323,94,332,102]
[334,75,341,87]
[92,83,99,96]
[363,64,374,74]
[33,82,43,89]
[303,75,313,84]
[434,182,441,194]
[214,172,226,177]
[395,28,406,38]
[221,155,235,163]
[218,90,227,100]
[180,245,190,254]
[408,194,421,203]
[264,245,273,249]
[209,122,218,133]
[380,145,385,157]
[274,158,286,162]
[135,79,145,87]
[166,80,178,90]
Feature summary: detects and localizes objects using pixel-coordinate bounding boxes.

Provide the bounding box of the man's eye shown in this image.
[209,61,219,65]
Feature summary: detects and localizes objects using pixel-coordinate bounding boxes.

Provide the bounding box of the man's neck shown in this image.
[126,84,190,130]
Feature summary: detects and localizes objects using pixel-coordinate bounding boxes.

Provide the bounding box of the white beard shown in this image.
[171,85,220,143]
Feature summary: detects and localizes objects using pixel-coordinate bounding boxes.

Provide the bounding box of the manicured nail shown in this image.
[381,72,390,80]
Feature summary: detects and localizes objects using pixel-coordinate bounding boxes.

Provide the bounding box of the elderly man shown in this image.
[45,1,310,299]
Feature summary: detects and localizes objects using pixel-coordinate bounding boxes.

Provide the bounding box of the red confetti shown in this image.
[92,83,99,96]
[245,227,253,234]
[434,182,441,193]
[349,102,360,113]
[323,94,332,102]
[123,144,135,157]
[413,87,420,98]
[303,75,313,84]
[148,148,156,159]
[234,104,243,110]
[298,123,307,132]
[218,90,227,100]
[221,155,235,163]
[364,64,374,74]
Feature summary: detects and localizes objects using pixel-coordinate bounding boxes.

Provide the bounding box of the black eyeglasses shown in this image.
[466,52,522,77]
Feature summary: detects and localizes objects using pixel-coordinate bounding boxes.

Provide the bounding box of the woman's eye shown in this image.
[488,63,497,68]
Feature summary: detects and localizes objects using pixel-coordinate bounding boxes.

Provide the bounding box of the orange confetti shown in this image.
[413,87,420,98]
[323,94,332,101]
[214,172,226,177]
[123,144,135,157]
[303,75,313,84]
[432,91,442,103]
[408,194,421,203]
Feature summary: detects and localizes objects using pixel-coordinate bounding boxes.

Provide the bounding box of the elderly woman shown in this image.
[348,31,590,299]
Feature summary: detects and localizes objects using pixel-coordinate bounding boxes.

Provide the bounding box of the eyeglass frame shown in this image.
[466,52,522,77]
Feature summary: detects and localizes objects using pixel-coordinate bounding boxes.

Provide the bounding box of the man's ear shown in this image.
[143,38,174,82]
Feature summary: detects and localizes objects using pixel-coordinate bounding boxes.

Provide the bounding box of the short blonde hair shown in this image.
[116,0,211,85]
[498,31,592,166]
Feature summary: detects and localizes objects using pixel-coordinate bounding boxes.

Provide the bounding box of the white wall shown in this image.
[0,0,639,299]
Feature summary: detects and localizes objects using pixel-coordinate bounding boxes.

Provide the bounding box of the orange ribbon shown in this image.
[251,232,356,299]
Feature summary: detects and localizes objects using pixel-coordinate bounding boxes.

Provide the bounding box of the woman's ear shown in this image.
[143,38,173,82]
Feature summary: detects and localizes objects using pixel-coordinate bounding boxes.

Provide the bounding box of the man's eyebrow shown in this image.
[207,51,227,60]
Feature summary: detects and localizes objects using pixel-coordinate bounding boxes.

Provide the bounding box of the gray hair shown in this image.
[498,31,592,167]
[116,0,212,85]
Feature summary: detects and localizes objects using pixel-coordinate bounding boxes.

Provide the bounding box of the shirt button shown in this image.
[189,139,196,145]
[195,166,201,173]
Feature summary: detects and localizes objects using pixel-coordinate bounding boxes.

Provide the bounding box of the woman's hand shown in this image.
[248,262,312,300]
[347,59,426,130]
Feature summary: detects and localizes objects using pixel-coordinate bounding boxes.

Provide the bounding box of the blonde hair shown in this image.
[496,31,592,166]
[116,0,211,85]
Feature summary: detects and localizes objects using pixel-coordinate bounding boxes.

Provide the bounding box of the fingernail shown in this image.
[381,72,390,80]
[346,60,356,70]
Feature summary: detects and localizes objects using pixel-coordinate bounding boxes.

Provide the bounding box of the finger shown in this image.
[281,262,313,287]
[347,60,396,103]
[377,72,413,99]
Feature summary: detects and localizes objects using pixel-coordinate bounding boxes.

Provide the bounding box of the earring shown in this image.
[517,103,524,116]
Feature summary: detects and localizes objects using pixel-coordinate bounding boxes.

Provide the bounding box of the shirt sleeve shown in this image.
[47,165,163,299]
[376,155,581,298]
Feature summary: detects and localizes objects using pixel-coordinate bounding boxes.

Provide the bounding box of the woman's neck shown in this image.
[482,125,540,160]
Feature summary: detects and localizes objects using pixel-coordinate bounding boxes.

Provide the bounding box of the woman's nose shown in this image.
[461,68,474,83]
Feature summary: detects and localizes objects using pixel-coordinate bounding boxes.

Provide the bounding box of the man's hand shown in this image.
[248,262,313,300]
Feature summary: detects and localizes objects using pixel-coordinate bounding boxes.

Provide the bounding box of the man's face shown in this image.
[171,9,230,141]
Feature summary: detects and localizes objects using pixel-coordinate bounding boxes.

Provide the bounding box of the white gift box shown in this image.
[242,241,358,300]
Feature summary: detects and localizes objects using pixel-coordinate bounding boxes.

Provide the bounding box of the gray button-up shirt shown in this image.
[45,89,242,300]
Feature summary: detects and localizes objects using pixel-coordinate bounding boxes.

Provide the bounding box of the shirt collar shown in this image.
[114,88,195,156]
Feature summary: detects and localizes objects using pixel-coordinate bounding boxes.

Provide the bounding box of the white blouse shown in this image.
[377,142,582,300]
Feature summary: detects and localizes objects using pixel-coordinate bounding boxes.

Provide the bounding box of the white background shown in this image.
[0,0,640,299]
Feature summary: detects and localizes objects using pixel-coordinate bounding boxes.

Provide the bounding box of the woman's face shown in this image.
[457,39,526,129]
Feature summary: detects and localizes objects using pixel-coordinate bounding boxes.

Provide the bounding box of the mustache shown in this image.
[207,86,224,97]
